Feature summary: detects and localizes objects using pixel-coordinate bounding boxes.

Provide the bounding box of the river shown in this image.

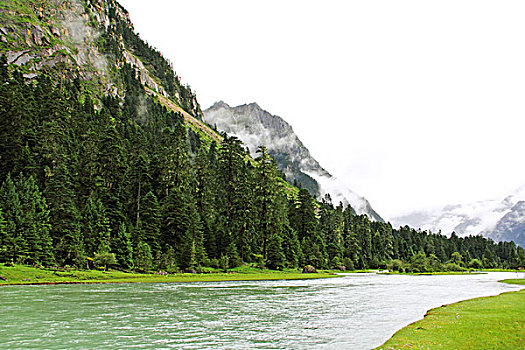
[1,272,523,349]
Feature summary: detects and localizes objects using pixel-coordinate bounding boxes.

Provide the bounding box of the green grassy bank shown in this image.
[0,264,340,286]
[378,271,485,276]
[375,279,525,350]
[377,269,521,276]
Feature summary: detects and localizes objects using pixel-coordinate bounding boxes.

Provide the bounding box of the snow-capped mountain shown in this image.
[203,101,383,222]
[487,201,525,247]
[392,187,525,246]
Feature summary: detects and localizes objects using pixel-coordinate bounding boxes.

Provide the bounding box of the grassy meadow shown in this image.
[0,264,340,286]
[375,279,525,350]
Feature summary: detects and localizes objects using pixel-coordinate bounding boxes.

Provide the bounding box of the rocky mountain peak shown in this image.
[486,200,525,247]
[210,100,231,109]
[204,101,383,222]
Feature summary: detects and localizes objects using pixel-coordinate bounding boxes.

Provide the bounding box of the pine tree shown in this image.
[82,194,111,257]
[138,191,161,258]
[281,224,301,268]
[134,241,153,271]
[321,200,344,267]
[290,188,318,242]
[161,187,188,254]
[216,135,250,259]
[0,174,28,262]
[255,146,278,260]
[343,208,361,268]
[161,187,205,268]
[266,233,285,270]
[97,123,128,235]
[45,164,84,266]
[158,122,190,193]
[0,208,7,262]
[111,222,134,269]
[195,146,218,261]
[127,152,151,231]
[16,174,54,265]
[0,69,37,182]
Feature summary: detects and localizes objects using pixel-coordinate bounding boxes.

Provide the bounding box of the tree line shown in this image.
[1,57,524,272]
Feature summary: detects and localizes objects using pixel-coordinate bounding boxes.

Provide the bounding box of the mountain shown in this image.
[203,101,383,222]
[1,0,205,121]
[1,0,522,272]
[486,201,525,247]
[392,187,525,246]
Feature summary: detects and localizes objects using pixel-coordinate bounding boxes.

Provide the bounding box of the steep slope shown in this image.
[2,1,382,221]
[392,187,525,245]
[0,0,203,122]
[486,201,525,247]
[1,0,522,273]
[204,101,383,221]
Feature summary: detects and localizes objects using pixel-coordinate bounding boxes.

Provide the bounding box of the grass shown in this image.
[378,271,486,276]
[0,264,340,286]
[375,279,525,350]
[480,268,522,273]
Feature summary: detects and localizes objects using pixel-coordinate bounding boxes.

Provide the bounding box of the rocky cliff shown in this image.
[204,101,383,221]
[0,0,202,119]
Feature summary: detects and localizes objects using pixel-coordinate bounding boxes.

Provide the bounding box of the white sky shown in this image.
[118,0,525,221]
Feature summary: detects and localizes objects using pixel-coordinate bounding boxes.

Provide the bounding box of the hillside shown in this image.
[0,0,203,121]
[486,201,525,247]
[204,101,383,222]
[0,0,523,272]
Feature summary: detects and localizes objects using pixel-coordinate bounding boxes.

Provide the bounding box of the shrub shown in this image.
[388,259,404,272]
[444,262,466,272]
[469,258,483,270]
[343,257,355,271]
[94,251,116,270]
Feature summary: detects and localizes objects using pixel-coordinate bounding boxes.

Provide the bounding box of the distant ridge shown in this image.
[392,187,525,246]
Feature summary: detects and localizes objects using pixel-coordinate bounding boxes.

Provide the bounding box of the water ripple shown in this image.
[0,272,523,349]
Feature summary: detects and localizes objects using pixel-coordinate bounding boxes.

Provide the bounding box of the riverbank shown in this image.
[375,278,525,350]
[377,271,484,276]
[377,269,521,276]
[0,264,341,286]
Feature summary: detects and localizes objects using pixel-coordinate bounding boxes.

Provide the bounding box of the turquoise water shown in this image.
[0,272,523,349]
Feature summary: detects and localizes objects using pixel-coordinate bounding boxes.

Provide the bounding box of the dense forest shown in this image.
[0,0,523,273]
[0,56,524,272]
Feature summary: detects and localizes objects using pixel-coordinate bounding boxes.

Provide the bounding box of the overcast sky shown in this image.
[118,0,525,221]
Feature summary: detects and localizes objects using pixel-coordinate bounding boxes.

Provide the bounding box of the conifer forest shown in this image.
[0,0,523,273]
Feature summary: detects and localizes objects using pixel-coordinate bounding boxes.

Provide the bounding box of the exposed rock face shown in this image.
[123,50,168,97]
[1,0,202,119]
[302,265,317,273]
[487,201,525,247]
[204,101,383,221]
[1,0,117,88]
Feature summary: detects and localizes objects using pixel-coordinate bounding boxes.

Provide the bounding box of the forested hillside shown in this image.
[0,0,523,272]
[1,60,523,271]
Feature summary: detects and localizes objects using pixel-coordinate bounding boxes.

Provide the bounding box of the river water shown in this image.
[1,272,523,349]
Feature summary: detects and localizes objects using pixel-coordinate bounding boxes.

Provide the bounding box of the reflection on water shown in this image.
[0,272,523,349]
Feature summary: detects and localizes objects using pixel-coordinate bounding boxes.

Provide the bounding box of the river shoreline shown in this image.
[1,271,521,348]
[1,264,520,287]
[0,264,341,286]
[374,278,525,349]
